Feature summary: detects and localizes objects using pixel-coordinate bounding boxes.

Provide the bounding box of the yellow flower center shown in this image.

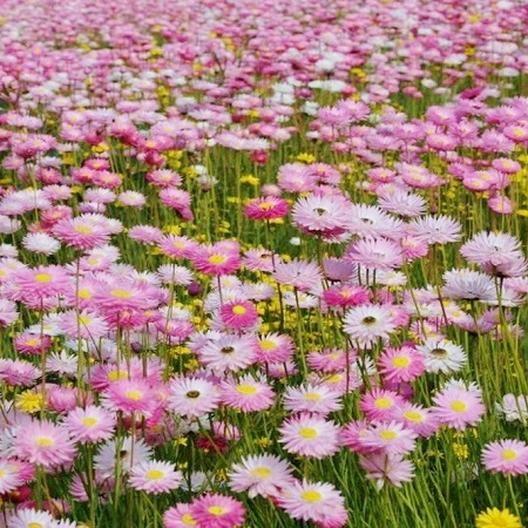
[78,315,92,325]
[146,469,165,480]
[403,410,423,423]
[74,224,93,234]
[251,466,272,478]
[258,201,274,210]
[374,397,392,409]
[502,449,518,461]
[108,370,128,381]
[303,392,322,402]
[260,339,276,350]
[326,373,342,384]
[392,355,410,368]
[125,390,143,401]
[301,490,322,503]
[25,338,40,347]
[82,417,98,427]
[236,384,257,395]
[232,305,247,315]
[207,506,226,516]
[28,523,44,528]
[78,288,92,300]
[110,288,132,299]
[35,435,55,447]
[450,400,468,413]
[34,273,52,283]
[208,254,226,265]
[181,513,197,526]
[299,427,318,439]
[379,430,398,441]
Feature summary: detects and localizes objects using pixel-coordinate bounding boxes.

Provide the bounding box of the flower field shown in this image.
[1,0,528,526]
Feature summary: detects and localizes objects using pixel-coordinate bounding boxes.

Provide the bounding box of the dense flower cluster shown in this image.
[0,0,526,527]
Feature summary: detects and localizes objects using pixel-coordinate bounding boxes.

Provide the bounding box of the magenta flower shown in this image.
[482,439,528,476]
[190,493,246,528]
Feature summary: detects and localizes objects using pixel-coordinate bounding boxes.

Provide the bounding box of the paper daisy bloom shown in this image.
[64,405,115,443]
[344,304,396,348]
[228,454,294,498]
[129,460,183,494]
[190,493,246,528]
[432,381,486,430]
[278,479,348,527]
[279,414,340,458]
[15,420,76,469]
[168,376,220,418]
[481,439,528,476]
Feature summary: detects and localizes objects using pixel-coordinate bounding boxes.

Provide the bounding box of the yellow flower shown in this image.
[240,175,260,186]
[16,391,45,413]
[452,442,469,460]
[256,437,273,448]
[149,47,163,59]
[184,358,200,371]
[295,152,316,164]
[350,67,366,79]
[91,142,108,154]
[164,224,182,235]
[61,153,76,165]
[476,508,522,528]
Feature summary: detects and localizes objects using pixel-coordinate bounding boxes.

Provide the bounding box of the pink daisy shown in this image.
[159,188,193,221]
[394,403,439,438]
[163,504,198,528]
[228,454,294,498]
[11,265,70,302]
[278,480,348,527]
[273,259,323,292]
[343,304,396,348]
[14,333,52,356]
[129,460,183,494]
[359,453,414,488]
[361,421,417,455]
[244,196,289,220]
[15,420,76,469]
[64,405,115,443]
[292,193,352,238]
[279,414,340,459]
[219,300,259,331]
[254,333,295,364]
[159,235,199,260]
[58,309,109,340]
[307,348,355,373]
[198,334,257,373]
[378,346,425,383]
[322,285,369,309]
[220,376,274,412]
[360,389,404,421]
[190,493,246,528]
[191,243,241,276]
[283,384,342,415]
[168,376,220,418]
[432,380,486,430]
[52,215,112,250]
[481,439,528,476]
[103,378,155,417]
